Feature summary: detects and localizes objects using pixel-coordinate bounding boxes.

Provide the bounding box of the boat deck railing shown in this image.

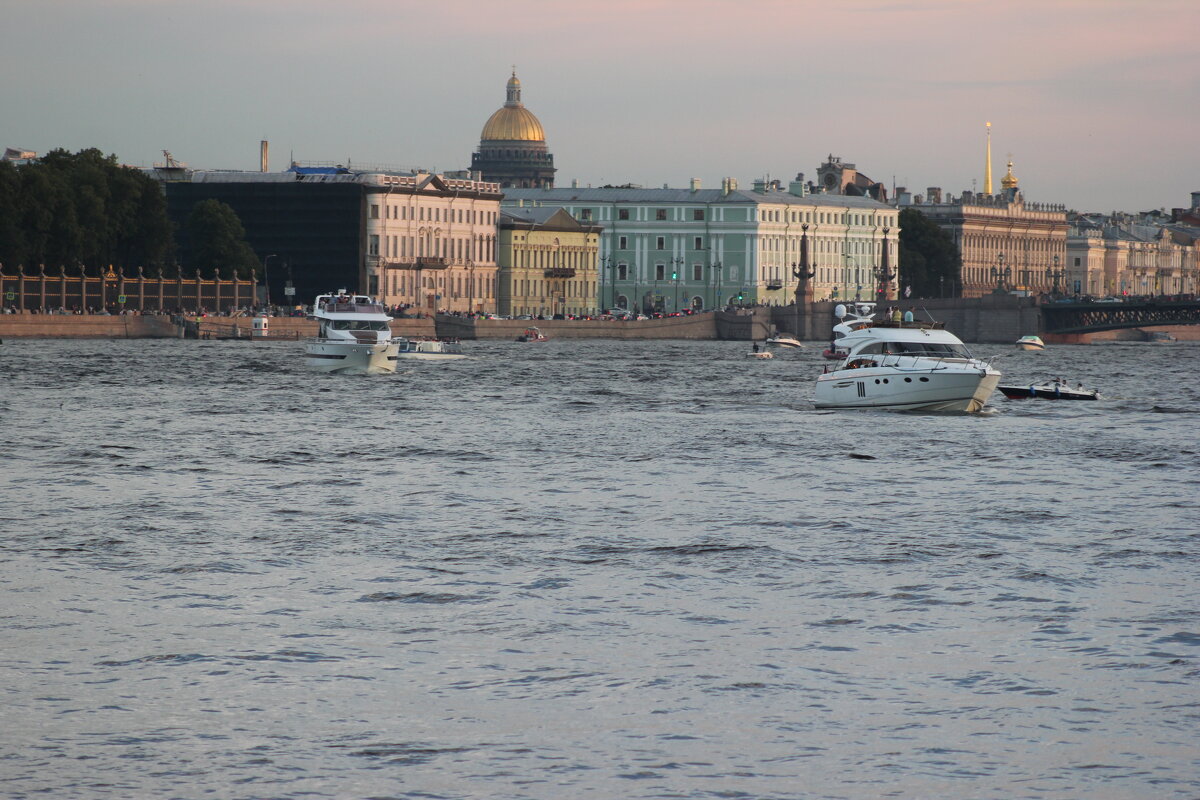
[320,301,387,314]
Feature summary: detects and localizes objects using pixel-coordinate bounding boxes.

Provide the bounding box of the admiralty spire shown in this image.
[470,70,556,189]
[984,121,993,195]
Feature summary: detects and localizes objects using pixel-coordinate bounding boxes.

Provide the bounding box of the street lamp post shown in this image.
[1047,255,1063,297]
[672,257,683,312]
[990,253,1010,294]
[711,260,722,310]
[261,254,277,308]
[843,255,859,299]
[874,227,894,302]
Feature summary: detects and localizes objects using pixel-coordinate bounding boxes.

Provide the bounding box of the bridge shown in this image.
[1041,300,1200,334]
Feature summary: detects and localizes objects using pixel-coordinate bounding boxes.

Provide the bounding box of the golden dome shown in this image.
[480,71,546,142]
[1001,159,1019,190]
[481,106,545,142]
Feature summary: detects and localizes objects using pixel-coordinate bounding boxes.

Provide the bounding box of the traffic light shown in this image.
[671,271,677,280]
[737,291,743,301]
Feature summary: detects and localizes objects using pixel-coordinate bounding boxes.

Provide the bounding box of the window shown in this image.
[656,236,665,250]
[619,209,630,220]
[656,209,667,221]
[692,264,702,281]
[618,263,628,280]
[370,205,379,219]
[580,208,592,221]
[693,209,704,221]
[619,236,628,249]
[694,236,703,250]
[656,264,665,280]
[1074,257,1081,267]
[369,234,380,255]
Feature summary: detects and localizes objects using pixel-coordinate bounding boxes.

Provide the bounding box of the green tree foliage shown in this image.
[186,199,259,279]
[898,207,961,298]
[0,148,174,275]
[0,161,26,269]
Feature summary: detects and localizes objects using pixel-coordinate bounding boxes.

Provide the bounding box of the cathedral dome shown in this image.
[481,106,545,142]
[480,72,546,142]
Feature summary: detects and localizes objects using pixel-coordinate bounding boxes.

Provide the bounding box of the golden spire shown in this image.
[983,122,993,195]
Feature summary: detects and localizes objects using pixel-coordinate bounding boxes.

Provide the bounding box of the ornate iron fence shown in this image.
[0,264,258,313]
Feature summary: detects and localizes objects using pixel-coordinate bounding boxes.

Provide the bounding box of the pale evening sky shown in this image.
[3,0,1197,214]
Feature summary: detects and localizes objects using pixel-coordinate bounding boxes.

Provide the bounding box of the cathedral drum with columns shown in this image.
[470,71,556,189]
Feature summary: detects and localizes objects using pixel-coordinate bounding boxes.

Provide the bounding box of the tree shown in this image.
[1,148,175,274]
[898,208,961,298]
[0,161,25,268]
[186,199,259,279]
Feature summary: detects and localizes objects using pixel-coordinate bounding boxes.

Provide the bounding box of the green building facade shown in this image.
[503,181,899,313]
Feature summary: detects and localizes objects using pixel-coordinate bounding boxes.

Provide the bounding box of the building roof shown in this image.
[502,187,890,209]
[500,206,601,232]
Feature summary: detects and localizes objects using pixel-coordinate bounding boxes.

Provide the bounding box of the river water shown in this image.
[1,336,1197,799]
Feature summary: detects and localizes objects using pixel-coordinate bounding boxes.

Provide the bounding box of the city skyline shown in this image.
[4,0,1197,213]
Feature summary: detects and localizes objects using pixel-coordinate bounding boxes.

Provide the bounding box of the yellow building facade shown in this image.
[498,207,600,317]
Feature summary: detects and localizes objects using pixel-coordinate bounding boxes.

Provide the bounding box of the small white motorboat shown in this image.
[395,338,466,360]
[304,291,400,375]
[766,335,804,348]
[1016,335,1045,351]
[998,379,1099,400]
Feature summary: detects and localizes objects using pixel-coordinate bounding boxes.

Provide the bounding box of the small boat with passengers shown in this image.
[1016,335,1046,351]
[516,326,548,342]
[304,291,400,374]
[813,302,1001,412]
[997,378,1099,400]
[395,337,467,360]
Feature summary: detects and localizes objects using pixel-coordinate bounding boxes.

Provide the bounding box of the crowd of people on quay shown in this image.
[6,292,1190,319]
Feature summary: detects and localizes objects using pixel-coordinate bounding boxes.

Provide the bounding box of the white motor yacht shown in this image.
[395,338,467,360]
[304,292,400,374]
[814,303,1001,412]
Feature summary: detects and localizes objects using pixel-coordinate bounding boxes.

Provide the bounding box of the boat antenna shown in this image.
[919,306,937,321]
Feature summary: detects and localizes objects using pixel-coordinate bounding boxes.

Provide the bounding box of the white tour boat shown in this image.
[1015,335,1045,350]
[395,337,467,360]
[814,303,1001,412]
[304,292,400,375]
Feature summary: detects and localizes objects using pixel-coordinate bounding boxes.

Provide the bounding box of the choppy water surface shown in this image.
[1,336,1198,799]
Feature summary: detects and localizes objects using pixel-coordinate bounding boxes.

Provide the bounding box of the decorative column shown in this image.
[791,224,815,337]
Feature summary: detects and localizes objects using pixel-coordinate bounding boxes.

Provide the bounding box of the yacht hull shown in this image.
[814,368,1000,412]
[304,340,399,374]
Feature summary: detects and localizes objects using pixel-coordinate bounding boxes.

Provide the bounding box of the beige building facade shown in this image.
[498,207,601,317]
[367,172,503,314]
[1067,215,1200,298]
[900,162,1068,297]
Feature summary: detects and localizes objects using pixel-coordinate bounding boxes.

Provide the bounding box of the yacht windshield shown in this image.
[860,341,974,358]
[332,320,389,331]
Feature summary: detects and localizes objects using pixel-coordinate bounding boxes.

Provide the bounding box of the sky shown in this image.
[4,0,1197,214]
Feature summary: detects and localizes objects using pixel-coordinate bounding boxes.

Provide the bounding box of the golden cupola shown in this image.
[1001,159,1019,191]
[480,71,546,142]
